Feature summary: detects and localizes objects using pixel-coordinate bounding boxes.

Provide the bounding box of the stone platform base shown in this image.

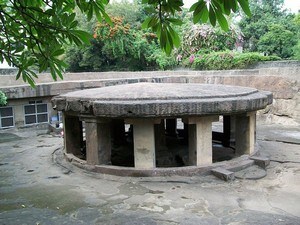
[61,149,260,177]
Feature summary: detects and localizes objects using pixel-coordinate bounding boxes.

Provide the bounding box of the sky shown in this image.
[1,0,299,68]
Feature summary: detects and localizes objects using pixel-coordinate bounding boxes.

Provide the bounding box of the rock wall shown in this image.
[1,61,299,126]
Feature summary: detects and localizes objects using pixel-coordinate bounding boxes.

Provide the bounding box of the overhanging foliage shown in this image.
[0,0,251,86]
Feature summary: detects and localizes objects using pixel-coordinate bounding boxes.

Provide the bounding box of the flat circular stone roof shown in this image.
[52,83,272,117]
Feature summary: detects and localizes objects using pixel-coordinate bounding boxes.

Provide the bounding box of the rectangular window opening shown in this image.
[24,101,48,125]
[0,106,14,128]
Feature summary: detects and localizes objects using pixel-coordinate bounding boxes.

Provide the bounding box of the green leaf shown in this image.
[69,13,76,24]
[52,49,65,57]
[39,58,49,73]
[209,6,216,26]
[237,0,251,17]
[168,26,180,48]
[189,1,200,12]
[94,4,103,21]
[70,21,78,29]
[156,24,162,39]
[149,17,158,27]
[193,1,209,24]
[223,0,231,15]
[159,28,167,50]
[193,1,205,23]
[50,64,57,81]
[71,30,92,45]
[215,11,229,31]
[165,30,172,55]
[167,18,183,26]
[16,70,21,80]
[229,0,238,12]
[141,17,152,29]
[200,6,209,22]
[102,10,112,26]
[54,64,64,80]
[87,5,93,21]
[26,75,35,88]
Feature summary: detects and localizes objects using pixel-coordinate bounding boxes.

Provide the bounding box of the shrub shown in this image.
[0,91,7,106]
[192,52,280,70]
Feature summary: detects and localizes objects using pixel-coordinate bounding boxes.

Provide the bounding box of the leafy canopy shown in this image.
[0,0,251,86]
[238,0,297,58]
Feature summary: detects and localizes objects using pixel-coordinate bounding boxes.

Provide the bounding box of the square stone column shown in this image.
[83,117,112,165]
[126,119,161,169]
[63,113,83,156]
[235,112,256,155]
[183,116,219,166]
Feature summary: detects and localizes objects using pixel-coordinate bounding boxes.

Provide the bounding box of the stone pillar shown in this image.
[84,117,111,165]
[183,116,218,166]
[126,119,160,169]
[235,112,256,156]
[166,119,177,137]
[63,113,83,156]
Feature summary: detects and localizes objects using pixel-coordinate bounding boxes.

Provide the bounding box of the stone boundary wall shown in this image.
[0,61,299,126]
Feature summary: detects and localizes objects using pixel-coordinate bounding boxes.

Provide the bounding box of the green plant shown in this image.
[0,91,7,106]
[258,24,295,58]
[147,49,177,70]
[192,52,280,70]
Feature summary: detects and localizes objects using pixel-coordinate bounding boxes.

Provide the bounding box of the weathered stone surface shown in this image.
[1,123,300,225]
[52,83,272,118]
[234,165,267,180]
[211,167,235,181]
[250,156,270,169]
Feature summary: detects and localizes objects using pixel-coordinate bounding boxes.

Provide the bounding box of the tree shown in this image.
[0,0,251,86]
[65,2,162,71]
[293,13,300,60]
[239,0,296,55]
[179,23,242,57]
[258,24,295,58]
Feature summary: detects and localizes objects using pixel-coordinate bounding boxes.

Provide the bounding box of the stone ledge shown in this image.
[250,156,270,169]
[62,150,258,177]
[211,167,235,181]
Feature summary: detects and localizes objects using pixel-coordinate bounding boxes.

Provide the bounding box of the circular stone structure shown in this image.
[52,83,273,176]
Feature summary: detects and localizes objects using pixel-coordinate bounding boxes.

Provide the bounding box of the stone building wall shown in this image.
[0,60,299,127]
